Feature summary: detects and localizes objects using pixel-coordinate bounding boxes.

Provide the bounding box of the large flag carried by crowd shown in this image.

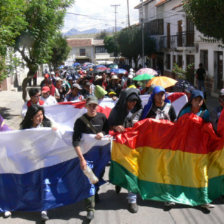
[110,112,224,206]
[0,93,223,212]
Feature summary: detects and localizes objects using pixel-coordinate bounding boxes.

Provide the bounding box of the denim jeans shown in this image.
[127,191,137,203]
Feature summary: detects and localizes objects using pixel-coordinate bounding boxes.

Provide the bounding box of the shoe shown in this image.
[4,211,12,218]
[86,210,94,220]
[128,203,138,213]
[201,203,215,209]
[41,211,49,221]
[164,201,175,207]
[115,185,121,194]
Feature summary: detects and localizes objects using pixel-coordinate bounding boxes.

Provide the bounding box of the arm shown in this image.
[73,119,86,169]
[108,108,125,132]
[74,146,87,170]
[169,105,177,122]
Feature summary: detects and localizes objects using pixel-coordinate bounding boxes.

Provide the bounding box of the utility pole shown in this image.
[127,0,130,27]
[111,4,120,33]
[140,0,145,67]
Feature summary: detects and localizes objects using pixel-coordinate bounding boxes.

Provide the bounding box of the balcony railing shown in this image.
[159,31,195,50]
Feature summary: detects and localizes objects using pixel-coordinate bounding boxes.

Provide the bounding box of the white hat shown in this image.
[111,74,118,80]
[129,68,134,72]
[55,77,62,81]
[95,75,102,81]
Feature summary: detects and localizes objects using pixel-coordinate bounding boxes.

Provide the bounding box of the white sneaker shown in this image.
[4,211,12,218]
[201,203,215,209]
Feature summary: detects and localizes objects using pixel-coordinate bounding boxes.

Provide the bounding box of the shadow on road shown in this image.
[0,107,18,120]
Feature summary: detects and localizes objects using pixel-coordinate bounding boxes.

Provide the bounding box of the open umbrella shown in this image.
[73,62,80,67]
[136,68,158,76]
[108,64,118,69]
[110,68,127,74]
[96,65,107,69]
[146,76,177,88]
[95,67,108,73]
[133,73,154,81]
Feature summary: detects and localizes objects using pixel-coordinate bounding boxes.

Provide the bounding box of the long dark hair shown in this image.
[20,104,51,129]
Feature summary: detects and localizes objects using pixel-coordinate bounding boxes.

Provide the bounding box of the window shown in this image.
[177,55,183,67]
[200,50,208,70]
[166,54,171,70]
[186,55,195,66]
[145,19,164,35]
[173,55,176,65]
[80,48,86,56]
[95,46,107,53]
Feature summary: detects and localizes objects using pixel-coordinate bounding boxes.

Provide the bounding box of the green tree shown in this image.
[0,0,26,82]
[104,35,120,56]
[95,30,108,40]
[184,0,224,42]
[14,0,74,101]
[117,25,155,68]
[48,33,71,71]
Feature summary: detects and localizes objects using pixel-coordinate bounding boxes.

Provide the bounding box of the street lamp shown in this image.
[140,0,145,67]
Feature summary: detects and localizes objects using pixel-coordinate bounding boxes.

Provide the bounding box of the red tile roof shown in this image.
[66,39,92,47]
[172,3,184,10]
[155,0,168,7]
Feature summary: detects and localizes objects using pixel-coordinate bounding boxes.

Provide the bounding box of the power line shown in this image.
[111,4,120,33]
[127,0,130,27]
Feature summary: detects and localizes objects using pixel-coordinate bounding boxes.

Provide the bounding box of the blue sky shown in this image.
[62,0,140,32]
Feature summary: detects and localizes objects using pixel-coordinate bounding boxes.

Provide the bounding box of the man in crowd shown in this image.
[72,96,109,221]
[40,86,57,106]
[21,88,44,117]
[196,63,206,92]
[65,83,84,102]
[108,88,142,213]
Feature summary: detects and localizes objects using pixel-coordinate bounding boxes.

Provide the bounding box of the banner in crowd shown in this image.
[44,93,188,131]
[109,113,224,206]
[0,130,111,212]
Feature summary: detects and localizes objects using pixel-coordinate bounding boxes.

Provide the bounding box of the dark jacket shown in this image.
[108,88,142,128]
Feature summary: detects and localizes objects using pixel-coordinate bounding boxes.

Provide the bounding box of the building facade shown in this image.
[135,0,224,94]
[66,38,114,65]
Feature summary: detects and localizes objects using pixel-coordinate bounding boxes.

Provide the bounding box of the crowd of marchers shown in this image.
[1,63,224,222]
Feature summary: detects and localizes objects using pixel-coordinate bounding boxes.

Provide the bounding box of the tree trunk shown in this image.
[22,64,38,102]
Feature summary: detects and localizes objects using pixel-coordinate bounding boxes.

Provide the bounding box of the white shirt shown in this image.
[40,95,57,106]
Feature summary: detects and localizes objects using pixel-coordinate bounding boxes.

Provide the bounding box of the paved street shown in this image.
[0,90,223,224]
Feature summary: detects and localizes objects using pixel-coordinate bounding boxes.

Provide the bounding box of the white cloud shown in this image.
[62,0,140,32]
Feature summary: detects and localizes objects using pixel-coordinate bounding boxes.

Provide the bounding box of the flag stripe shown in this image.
[109,161,211,206]
[115,114,216,154]
[111,142,209,188]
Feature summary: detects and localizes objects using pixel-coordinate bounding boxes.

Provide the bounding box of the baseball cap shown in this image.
[42,86,50,93]
[86,96,98,105]
[44,74,49,79]
[153,86,165,95]
[191,89,204,100]
[72,83,82,90]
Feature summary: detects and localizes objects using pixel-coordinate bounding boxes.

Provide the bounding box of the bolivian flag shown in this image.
[109,113,224,206]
